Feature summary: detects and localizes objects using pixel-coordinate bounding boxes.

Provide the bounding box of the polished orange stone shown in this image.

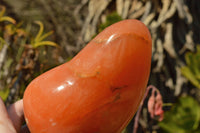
[23,19,152,133]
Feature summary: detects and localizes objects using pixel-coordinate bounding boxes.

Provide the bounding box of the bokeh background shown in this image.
[0,0,200,132]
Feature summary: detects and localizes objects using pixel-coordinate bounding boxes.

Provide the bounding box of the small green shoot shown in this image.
[0,6,16,24]
[31,21,58,48]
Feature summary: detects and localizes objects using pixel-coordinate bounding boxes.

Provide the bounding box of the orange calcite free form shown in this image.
[23,19,152,133]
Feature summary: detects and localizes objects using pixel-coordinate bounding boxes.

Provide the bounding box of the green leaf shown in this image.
[0,16,16,24]
[181,45,200,89]
[159,96,200,133]
[181,66,200,89]
[0,6,16,24]
[33,41,58,48]
[31,21,58,48]
[34,21,44,42]
[38,31,54,42]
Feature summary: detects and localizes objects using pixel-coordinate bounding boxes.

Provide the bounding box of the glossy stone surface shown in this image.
[23,19,152,133]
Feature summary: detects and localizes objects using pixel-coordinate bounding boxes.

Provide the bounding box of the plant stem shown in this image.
[133,85,157,133]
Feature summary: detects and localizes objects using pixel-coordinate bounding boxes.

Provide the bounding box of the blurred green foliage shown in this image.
[98,12,122,32]
[159,96,200,133]
[0,5,58,102]
[0,88,10,101]
[181,45,200,89]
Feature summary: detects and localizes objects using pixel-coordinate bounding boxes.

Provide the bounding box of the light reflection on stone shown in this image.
[55,80,74,92]
[106,34,116,45]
